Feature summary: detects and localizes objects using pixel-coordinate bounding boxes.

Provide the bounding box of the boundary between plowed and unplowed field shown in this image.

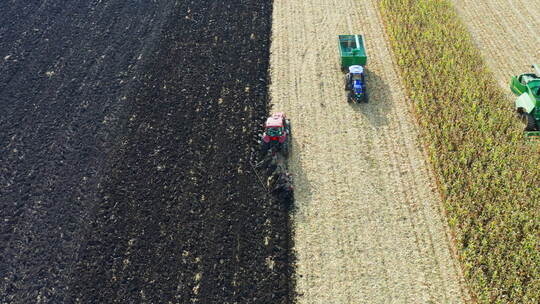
[379,0,540,303]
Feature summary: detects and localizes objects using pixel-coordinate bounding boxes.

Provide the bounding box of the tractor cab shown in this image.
[261,112,291,156]
[266,126,284,137]
[345,65,367,103]
[518,74,539,86]
[349,65,364,79]
[263,113,286,142]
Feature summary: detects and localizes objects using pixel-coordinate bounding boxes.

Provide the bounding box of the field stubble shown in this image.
[269,0,467,303]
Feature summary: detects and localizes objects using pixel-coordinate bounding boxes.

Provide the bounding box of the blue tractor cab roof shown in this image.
[349,65,364,74]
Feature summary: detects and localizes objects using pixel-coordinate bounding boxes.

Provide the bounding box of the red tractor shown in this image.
[260,112,291,156]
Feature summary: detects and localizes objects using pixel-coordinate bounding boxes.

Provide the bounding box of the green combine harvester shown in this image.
[510,64,540,138]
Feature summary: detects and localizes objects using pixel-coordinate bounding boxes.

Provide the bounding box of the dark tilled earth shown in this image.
[0,1,292,303]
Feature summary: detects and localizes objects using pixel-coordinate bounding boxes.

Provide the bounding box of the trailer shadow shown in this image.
[348,69,392,127]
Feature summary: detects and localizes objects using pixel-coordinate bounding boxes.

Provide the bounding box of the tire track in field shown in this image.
[269,0,468,303]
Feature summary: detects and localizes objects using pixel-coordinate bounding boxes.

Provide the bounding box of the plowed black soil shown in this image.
[0,1,292,303]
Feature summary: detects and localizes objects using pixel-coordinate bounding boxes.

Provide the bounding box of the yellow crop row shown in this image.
[379,0,540,302]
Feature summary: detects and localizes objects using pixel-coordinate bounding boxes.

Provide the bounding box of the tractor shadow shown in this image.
[287,136,314,217]
[347,69,392,127]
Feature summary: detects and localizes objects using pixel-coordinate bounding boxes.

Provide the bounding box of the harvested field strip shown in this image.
[270,0,466,302]
[379,0,540,302]
[451,0,540,90]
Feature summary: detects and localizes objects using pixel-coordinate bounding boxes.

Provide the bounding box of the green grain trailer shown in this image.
[338,34,367,71]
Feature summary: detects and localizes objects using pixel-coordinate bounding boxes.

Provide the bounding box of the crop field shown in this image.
[1,1,292,303]
[380,0,540,302]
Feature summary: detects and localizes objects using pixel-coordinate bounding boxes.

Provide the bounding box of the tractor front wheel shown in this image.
[281,142,290,157]
[286,119,292,137]
[347,92,353,103]
[525,113,538,131]
[519,110,538,131]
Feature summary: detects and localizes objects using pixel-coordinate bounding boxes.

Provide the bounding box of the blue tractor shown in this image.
[345,65,368,103]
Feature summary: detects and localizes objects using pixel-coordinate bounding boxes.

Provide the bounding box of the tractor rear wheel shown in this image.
[286,119,292,137]
[261,142,270,155]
